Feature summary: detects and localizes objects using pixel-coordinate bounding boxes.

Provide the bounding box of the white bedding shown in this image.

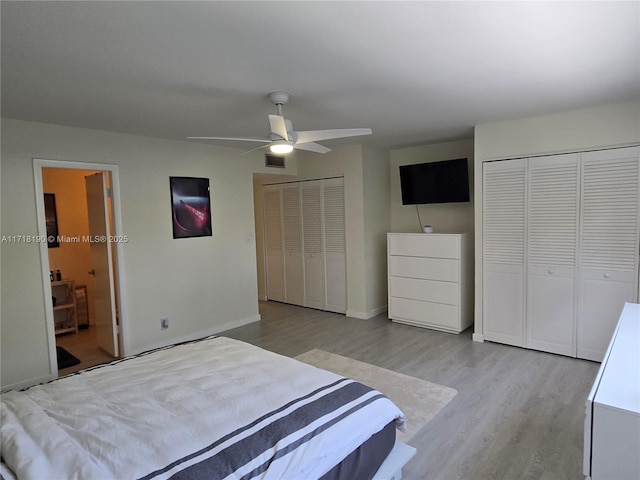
[1,337,405,479]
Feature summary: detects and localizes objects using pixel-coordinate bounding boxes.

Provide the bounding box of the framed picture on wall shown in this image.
[169,177,213,239]
[44,193,60,248]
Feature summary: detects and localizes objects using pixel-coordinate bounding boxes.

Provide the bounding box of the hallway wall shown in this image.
[43,168,98,324]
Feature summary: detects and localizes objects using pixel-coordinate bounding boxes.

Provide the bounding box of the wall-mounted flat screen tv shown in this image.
[399,158,470,204]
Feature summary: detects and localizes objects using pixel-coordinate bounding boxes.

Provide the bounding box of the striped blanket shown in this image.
[1,337,405,479]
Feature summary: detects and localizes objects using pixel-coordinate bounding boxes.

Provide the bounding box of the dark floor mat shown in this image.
[57,346,81,369]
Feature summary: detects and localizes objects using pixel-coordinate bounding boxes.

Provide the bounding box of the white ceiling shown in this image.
[2,1,639,151]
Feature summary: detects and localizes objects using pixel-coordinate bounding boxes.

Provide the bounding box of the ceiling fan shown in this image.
[188,92,372,155]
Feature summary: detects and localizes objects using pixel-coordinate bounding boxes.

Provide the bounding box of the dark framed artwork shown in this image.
[44,193,60,248]
[169,177,213,239]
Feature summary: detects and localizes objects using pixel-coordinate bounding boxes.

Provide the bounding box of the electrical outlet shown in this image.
[160,317,169,330]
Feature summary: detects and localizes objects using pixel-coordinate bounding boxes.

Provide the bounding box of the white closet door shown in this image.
[526,154,579,357]
[263,185,284,302]
[578,147,640,361]
[282,184,304,306]
[301,181,325,309]
[483,159,526,347]
[323,177,347,313]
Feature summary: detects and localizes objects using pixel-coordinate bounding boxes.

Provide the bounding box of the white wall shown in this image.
[390,139,475,235]
[0,118,296,390]
[362,146,391,315]
[285,146,370,317]
[473,100,640,341]
[255,145,391,319]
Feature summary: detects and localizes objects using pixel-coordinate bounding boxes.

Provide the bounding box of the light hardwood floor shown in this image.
[56,327,115,375]
[221,301,600,480]
[55,301,600,479]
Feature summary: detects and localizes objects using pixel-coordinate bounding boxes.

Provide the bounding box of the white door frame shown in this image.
[33,158,129,377]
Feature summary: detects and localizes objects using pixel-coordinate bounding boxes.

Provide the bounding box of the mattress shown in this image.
[1,336,405,479]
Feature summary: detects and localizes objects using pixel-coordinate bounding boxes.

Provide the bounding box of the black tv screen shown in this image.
[399,158,470,205]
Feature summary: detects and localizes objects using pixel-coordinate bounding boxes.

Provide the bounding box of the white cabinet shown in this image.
[263,177,346,313]
[388,233,473,333]
[584,303,640,480]
[482,146,640,360]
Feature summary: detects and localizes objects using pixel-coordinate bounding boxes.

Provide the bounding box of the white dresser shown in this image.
[584,302,640,480]
[387,233,473,333]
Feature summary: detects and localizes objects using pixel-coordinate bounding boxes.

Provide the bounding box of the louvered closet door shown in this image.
[282,184,304,306]
[577,147,640,361]
[263,185,285,302]
[483,159,526,347]
[526,154,579,357]
[323,177,347,313]
[301,181,325,309]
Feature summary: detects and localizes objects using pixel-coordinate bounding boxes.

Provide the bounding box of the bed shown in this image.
[1,336,413,480]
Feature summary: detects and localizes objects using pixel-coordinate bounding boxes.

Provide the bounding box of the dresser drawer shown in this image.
[389,276,459,305]
[388,234,460,259]
[389,297,459,330]
[389,256,459,282]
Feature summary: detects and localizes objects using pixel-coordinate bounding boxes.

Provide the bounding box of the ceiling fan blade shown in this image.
[293,142,332,154]
[294,128,372,144]
[241,144,271,155]
[268,115,289,141]
[187,136,270,143]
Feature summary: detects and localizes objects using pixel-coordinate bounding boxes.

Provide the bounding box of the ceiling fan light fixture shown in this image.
[270,141,293,154]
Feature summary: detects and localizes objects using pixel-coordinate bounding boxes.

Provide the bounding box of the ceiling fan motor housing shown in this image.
[268,92,290,106]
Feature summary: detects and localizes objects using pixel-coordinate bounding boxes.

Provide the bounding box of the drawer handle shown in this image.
[603,273,611,279]
[548,269,554,275]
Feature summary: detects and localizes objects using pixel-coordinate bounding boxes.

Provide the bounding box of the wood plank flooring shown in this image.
[56,327,115,375]
[221,301,600,480]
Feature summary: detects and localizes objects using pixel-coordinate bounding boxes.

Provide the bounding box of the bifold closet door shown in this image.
[263,178,346,313]
[483,159,526,347]
[301,181,325,310]
[323,177,347,313]
[577,147,640,362]
[263,185,285,302]
[281,184,304,306]
[526,154,579,357]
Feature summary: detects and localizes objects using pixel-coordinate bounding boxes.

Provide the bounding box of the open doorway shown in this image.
[34,159,126,376]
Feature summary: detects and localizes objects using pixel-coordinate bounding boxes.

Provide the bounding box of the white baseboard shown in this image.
[2,373,54,392]
[3,315,263,392]
[212,314,261,334]
[129,314,261,356]
[368,305,388,318]
[346,305,388,320]
[472,332,485,342]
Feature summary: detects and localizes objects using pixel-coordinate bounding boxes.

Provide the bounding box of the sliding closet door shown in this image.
[282,184,304,306]
[263,185,285,302]
[323,177,347,313]
[301,180,325,309]
[577,147,640,361]
[526,154,579,357]
[483,159,526,347]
